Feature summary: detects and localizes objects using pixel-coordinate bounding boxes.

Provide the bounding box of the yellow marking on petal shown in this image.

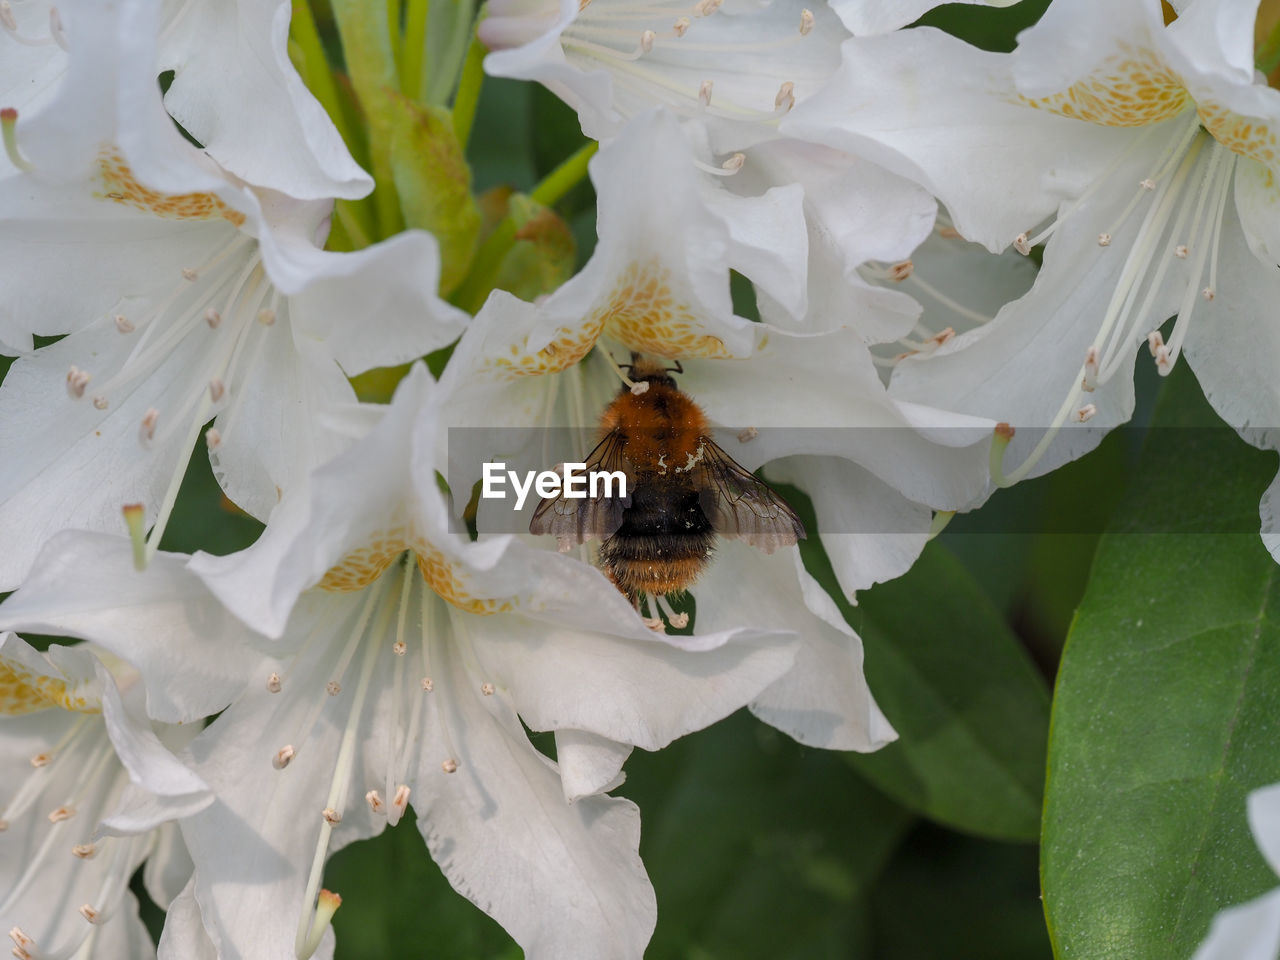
[1020,44,1191,127]
[596,259,730,359]
[0,658,100,716]
[487,315,606,379]
[1199,100,1280,168]
[415,546,510,615]
[96,149,246,226]
[316,531,411,592]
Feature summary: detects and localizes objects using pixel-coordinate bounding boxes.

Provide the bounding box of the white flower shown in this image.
[0,634,211,960]
[1192,782,1280,960]
[1,0,369,197]
[787,0,1280,546]
[0,365,799,959]
[0,0,466,589]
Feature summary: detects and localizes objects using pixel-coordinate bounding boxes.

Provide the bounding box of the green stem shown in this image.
[449,140,599,313]
[451,32,486,151]
[1258,15,1280,76]
[402,0,430,98]
[531,140,599,206]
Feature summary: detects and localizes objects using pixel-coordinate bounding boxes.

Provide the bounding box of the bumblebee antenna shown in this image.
[666,360,684,375]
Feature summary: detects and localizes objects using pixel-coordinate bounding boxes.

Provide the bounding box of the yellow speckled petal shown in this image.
[1198,100,1280,169]
[0,655,100,716]
[96,148,246,226]
[1020,43,1192,127]
[596,259,731,360]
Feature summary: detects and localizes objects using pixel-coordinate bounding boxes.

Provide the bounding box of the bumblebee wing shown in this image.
[529,430,632,545]
[693,438,806,554]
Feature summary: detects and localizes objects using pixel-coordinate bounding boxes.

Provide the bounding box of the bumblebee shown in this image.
[530,354,805,607]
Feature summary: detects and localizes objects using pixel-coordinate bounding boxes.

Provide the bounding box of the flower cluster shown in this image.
[1,0,1278,955]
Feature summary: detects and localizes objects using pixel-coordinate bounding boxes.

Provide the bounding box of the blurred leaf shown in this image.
[843,542,1051,842]
[916,0,1051,51]
[467,78,536,193]
[871,822,1051,960]
[156,439,263,557]
[386,94,481,294]
[622,710,912,960]
[1042,365,1280,959]
[328,812,520,960]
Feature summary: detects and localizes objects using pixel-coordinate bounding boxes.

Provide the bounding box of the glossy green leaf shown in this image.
[1042,366,1280,959]
[840,542,1052,842]
[386,94,481,294]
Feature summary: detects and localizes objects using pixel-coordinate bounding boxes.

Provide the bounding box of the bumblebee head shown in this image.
[621,353,683,389]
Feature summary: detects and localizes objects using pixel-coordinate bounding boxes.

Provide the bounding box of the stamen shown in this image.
[208,378,226,403]
[0,3,15,30]
[673,16,689,36]
[325,681,341,697]
[205,427,222,450]
[114,314,135,334]
[480,682,495,696]
[927,510,956,541]
[391,785,410,817]
[273,745,295,770]
[989,422,1016,488]
[321,807,341,826]
[441,759,458,774]
[694,0,721,15]
[1097,233,1112,246]
[1075,404,1097,422]
[366,790,384,814]
[78,905,99,924]
[29,753,49,767]
[204,308,221,328]
[1174,244,1189,259]
[71,843,96,859]
[799,8,814,34]
[888,260,913,281]
[257,308,275,326]
[1081,346,1099,392]
[698,79,713,107]
[138,408,159,445]
[392,641,406,656]
[182,268,199,282]
[1,109,33,173]
[639,29,655,53]
[267,672,282,693]
[421,677,434,691]
[1013,233,1031,255]
[48,805,74,823]
[1140,178,1156,190]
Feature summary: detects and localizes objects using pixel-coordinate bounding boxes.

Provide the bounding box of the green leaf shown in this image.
[841,542,1052,842]
[328,814,520,960]
[488,193,577,302]
[622,710,913,959]
[1042,365,1280,959]
[386,94,481,295]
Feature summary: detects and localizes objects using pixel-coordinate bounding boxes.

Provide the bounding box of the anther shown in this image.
[208,378,226,403]
[326,681,341,696]
[182,268,198,281]
[480,682,495,696]
[1013,233,1031,255]
[672,16,689,35]
[1082,345,1099,392]
[139,408,159,445]
[1075,404,1097,423]
[266,672,282,693]
[931,327,955,346]
[48,806,74,823]
[392,641,406,656]
[322,807,341,826]
[737,426,759,443]
[1202,287,1215,301]
[257,308,276,326]
[78,905,99,924]
[392,785,410,815]
[366,790,384,814]
[1097,233,1112,247]
[799,8,814,33]
[1,108,33,173]
[721,152,745,172]
[0,820,8,831]
[1174,244,1189,259]
[1140,178,1156,190]
[71,843,97,859]
[9,928,33,950]
[30,752,50,768]
[273,745,295,769]
[888,260,914,281]
[204,308,221,328]
[92,396,108,410]
[1147,330,1165,357]
[66,366,90,399]
[205,427,222,450]
[643,615,665,632]
[774,82,795,112]
[699,80,713,107]
[421,677,434,692]
[639,29,655,53]
[1154,345,1173,375]
[0,2,16,30]
[114,314,134,334]
[694,0,721,15]
[123,503,146,571]
[667,611,690,629]
[441,758,458,774]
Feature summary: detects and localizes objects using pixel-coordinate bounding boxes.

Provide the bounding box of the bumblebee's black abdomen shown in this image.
[599,482,716,600]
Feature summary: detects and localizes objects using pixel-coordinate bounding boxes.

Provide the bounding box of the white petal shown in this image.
[157,878,219,960]
[0,531,261,721]
[417,634,656,959]
[1233,157,1280,265]
[143,822,195,910]
[1250,782,1280,878]
[697,544,896,750]
[1192,887,1280,960]
[829,0,1018,35]
[159,0,372,200]
[764,455,931,598]
[784,29,1131,251]
[554,729,631,802]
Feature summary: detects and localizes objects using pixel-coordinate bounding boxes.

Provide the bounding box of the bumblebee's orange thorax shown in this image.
[599,382,710,476]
